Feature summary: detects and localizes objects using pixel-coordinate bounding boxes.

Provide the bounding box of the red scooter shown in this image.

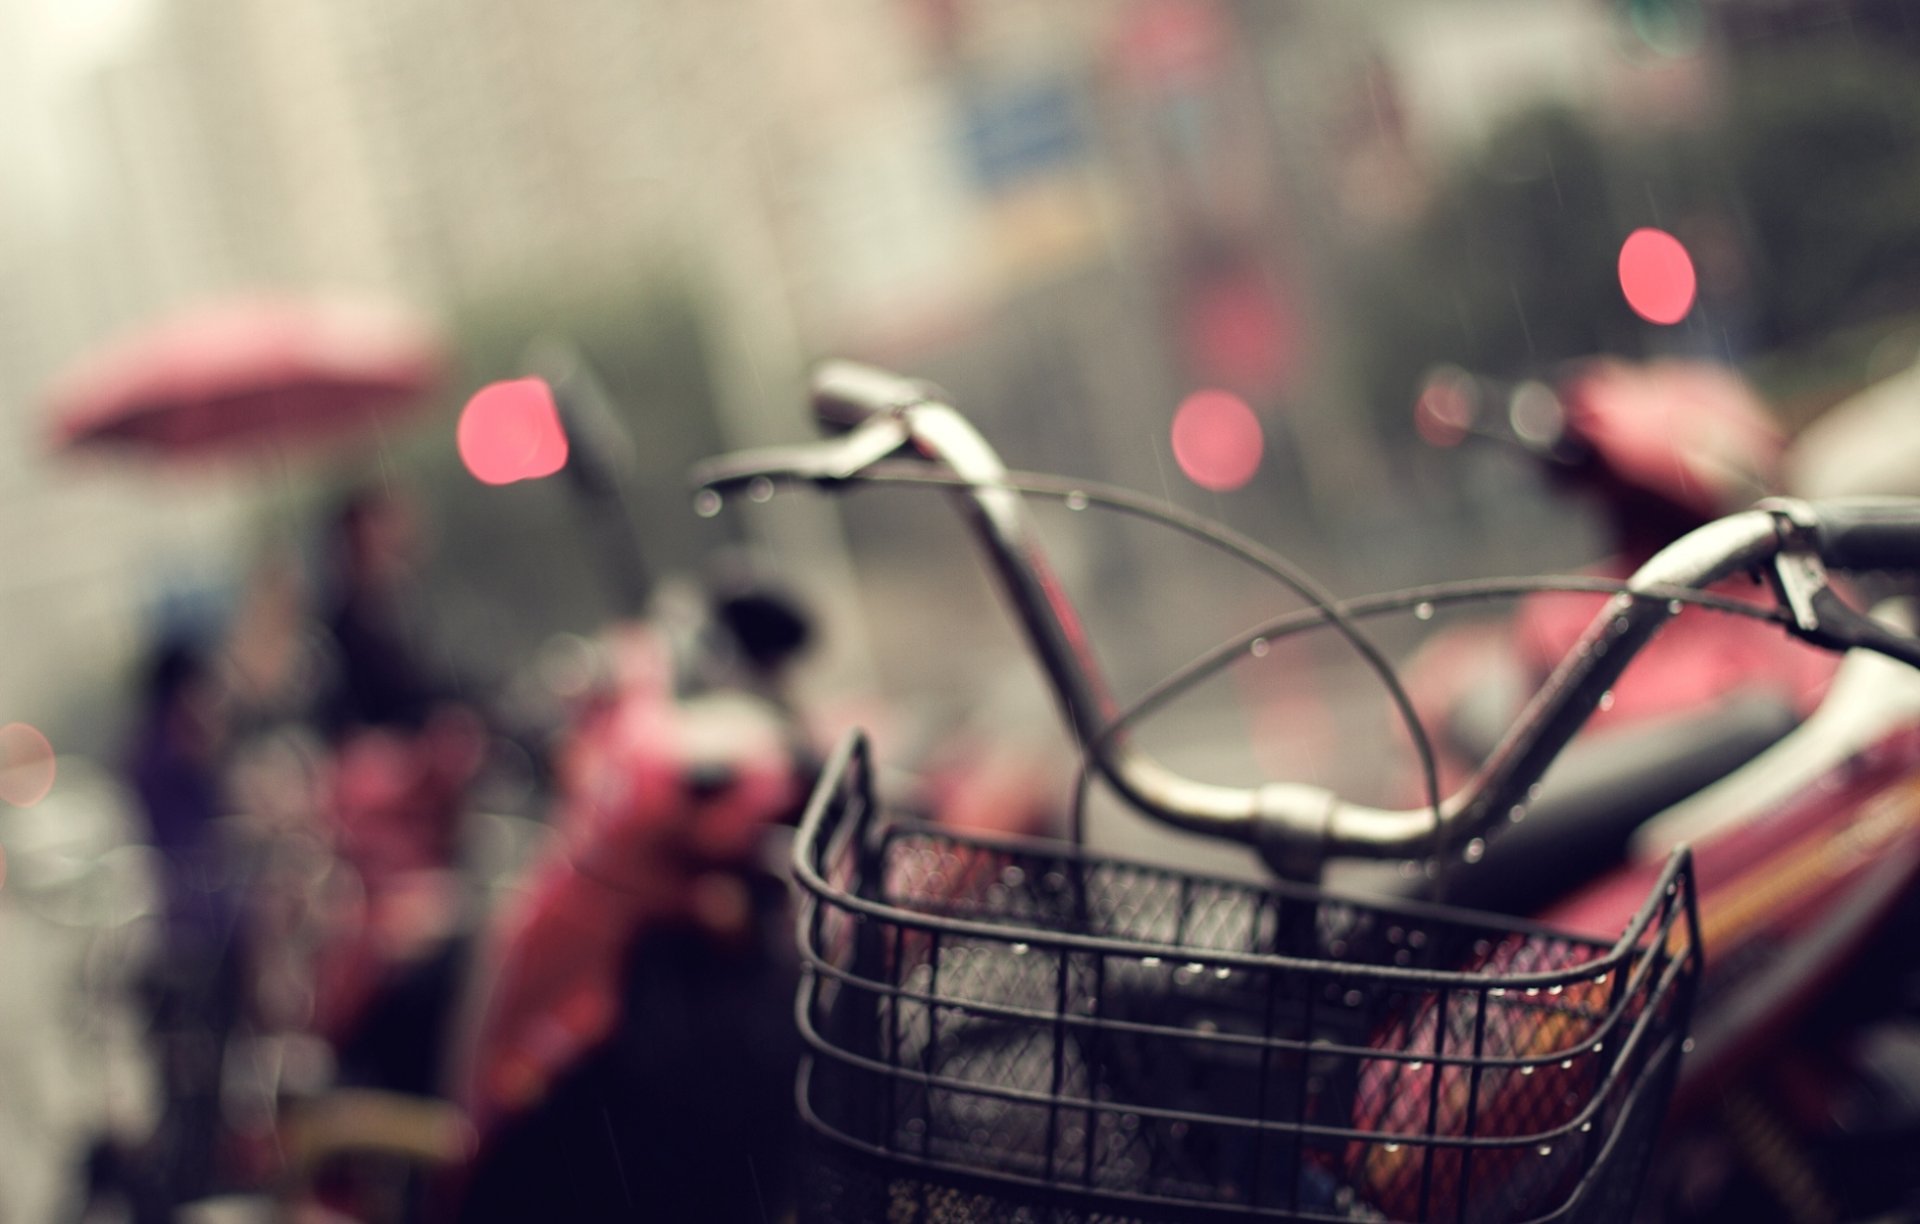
[694,361,1920,1222]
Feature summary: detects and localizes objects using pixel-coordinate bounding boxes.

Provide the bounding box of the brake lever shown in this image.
[690,414,914,493]
[1766,502,1920,670]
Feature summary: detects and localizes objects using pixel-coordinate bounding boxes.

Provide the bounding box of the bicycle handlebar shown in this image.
[1809,498,1920,572]
[693,361,1920,876]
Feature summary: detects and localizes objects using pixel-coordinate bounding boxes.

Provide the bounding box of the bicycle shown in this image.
[693,363,1920,1221]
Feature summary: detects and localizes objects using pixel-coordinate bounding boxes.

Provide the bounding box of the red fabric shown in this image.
[460,628,801,1140]
[1514,563,1836,729]
[1556,359,1783,520]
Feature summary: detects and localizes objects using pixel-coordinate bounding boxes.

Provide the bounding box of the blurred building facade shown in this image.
[0,0,1787,747]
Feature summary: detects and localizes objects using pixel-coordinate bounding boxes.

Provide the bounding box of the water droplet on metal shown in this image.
[1383,1142,1402,1153]
[1598,691,1616,712]
[1667,600,1684,615]
[747,476,776,503]
[1520,1065,1536,1077]
[1065,490,1089,511]
[1464,837,1486,863]
[1214,967,1231,981]
[1548,984,1563,995]
[1561,1059,1575,1070]
[1249,637,1270,658]
[693,489,724,517]
[1537,1143,1553,1156]
[1414,602,1435,621]
[1142,956,1162,967]
[1408,1061,1424,1073]
[1011,942,1030,956]
[1580,1121,1594,1134]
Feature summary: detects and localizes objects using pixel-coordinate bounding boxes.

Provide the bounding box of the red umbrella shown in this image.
[44,295,447,462]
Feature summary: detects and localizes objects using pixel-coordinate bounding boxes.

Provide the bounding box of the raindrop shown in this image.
[1520,1065,1536,1077]
[1537,1144,1553,1157]
[1001,866,1026,887]
[1683,1038,1696,1054]
[1561,1059,1575,1071]
[1598,691,1616,712]
[747,476,776,503]
[1593,1043,1604,1054]
[1142,956,1162,968]
[1667,600,1684,615]
[1593,973,1609,987]
[1011,942,1031,957]
[1343,990,1364,1008]
[1463,838,1486,864]
[1509,804,1528,824]
[1408,1061,1424,1073]
[1580,1121,1594,1134]
[1383,1142,1402,1154]
[1490,987,1507,998]
[1525,987,1541,997]
[1592,639,1609,658]
[1548,984,1563,995]
[1065,490,1090,512]
[693,489,724,518]
[1414,602,1435,622]
[1214,967,1231,981]
[1249,637,1271,658]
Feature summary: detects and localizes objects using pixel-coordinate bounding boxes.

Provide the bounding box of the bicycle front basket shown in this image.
[791,732,1701,1223]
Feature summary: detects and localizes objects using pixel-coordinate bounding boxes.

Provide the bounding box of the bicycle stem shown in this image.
[693,365,1810,879]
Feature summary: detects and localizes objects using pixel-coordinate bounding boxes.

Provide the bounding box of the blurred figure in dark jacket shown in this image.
[113,636,245,1222]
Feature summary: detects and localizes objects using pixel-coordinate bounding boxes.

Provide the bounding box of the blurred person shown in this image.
[315,484,464,739]
[302,484,490,1102]
[90,636,248,1223]
[446,624,808,1223]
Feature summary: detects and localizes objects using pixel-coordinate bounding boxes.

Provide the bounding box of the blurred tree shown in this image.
[1716,44,1920,347]
[1345,38,1920,447]
[360,270,733,690]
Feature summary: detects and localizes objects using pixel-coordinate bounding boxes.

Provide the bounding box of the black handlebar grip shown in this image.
[1812,498,1920,571]
[810,361,939,431]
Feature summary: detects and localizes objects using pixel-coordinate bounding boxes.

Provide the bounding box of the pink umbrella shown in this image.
[44,295,446,463]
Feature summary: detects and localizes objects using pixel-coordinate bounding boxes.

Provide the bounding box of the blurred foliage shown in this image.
[364,268,735,685]
[1718,44,1920,347]
[1346,36,1920,443]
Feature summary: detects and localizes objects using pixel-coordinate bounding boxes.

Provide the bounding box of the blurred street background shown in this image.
[3,0,1920,1219]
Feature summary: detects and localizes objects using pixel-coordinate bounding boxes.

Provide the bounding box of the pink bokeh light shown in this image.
[1618,228,1697,325]
[458,378,570,485]
[1171,390,1264,492]
[0,723,56,808]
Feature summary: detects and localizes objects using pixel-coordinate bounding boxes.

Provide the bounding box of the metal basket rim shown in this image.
[795,731,1701,994]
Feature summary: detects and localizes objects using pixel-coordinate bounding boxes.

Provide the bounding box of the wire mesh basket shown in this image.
[791,732,1701,1223]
